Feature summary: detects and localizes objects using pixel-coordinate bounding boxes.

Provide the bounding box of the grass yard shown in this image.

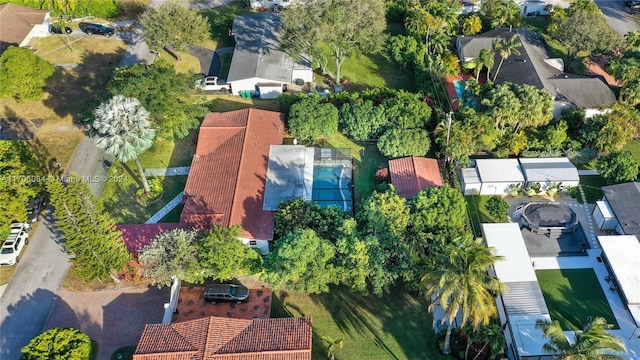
[201,3,253,50]
[319,133,388,209]
[137,132,198,168]
[580,175,605,204]
[536,269,619,331]
[157,51,200,73]
[100,172,188,224]
[271,287,437,360]
[622,139,640,166]
[466,196,508,237]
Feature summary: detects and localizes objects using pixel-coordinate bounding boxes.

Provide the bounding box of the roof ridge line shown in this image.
[228,109,252,227]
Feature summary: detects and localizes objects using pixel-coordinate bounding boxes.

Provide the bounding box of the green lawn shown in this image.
[319,133,388,209]
[466,196,508,237]
[271,287,438,360]
[536,269,619,331]
[622,139,640,165]
[580,175,605,204]
[100,171,188,224]
[201,3,252,49]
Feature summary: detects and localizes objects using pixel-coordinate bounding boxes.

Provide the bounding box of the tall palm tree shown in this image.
[93,95,156,193]
[422,237,506,355]
[322,336,344,360]
[463,48,494,80]
[492,35,521,82]
[536,317,627,359]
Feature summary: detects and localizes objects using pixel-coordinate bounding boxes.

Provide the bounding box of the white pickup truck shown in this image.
[195,76,231,92]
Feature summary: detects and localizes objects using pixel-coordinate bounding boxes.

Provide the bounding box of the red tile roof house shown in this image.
[388,156,444,200]
[0,4,52,53]
[133,316,312,360]
[118,108,285,256]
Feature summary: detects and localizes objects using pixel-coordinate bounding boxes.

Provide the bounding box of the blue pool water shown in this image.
[453,80,479,109]
[312,165,352,212]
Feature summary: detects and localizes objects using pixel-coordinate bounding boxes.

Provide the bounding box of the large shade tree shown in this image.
[0,46,55,102]
[281,0,387,85]
[422,238,506,355]
[139,0,210,52]
[21,327,92,360]
[92,95,156,193]
[536,317,626,359]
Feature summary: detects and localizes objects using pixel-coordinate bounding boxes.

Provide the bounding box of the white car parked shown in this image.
[195,76,231,92]
[0,223,29,266]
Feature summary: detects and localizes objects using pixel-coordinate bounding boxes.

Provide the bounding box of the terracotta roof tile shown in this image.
[134,317,312,360]
[117,223,186,253]
[389,156,443,199]
[181,109,284,240]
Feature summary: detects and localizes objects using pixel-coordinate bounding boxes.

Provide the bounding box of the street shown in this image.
[595,0,640,34]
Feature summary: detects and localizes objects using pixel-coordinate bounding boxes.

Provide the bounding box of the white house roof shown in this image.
[476,159,525,183]
[598,235,640,305]
[596,201,615,219]
[460,167,481,184]
[518,157,579,183]
[483,223,549,358]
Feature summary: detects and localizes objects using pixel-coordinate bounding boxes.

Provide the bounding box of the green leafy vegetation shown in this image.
[579,175,606,203]
[3,0,119,17]
[139,1,210,51]
[21,327,93,360]
[597,151,639,184]
[0,47,55,103]
[536,269,618,331]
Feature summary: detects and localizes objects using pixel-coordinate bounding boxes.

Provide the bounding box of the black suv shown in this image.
[79,23,115,37]
[203,284,249,304]
[50,25,72,34]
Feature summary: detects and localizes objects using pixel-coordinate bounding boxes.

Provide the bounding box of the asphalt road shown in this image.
[0,211,70,360]
[595,0,640,34]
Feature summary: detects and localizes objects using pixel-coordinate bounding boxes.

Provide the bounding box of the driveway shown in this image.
[189,44,220,76]
[594,0,640,35]
[45,287,168,359]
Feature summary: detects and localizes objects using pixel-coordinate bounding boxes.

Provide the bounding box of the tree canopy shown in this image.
[21,327,92,360]
[281,0,387,84]
[0,142,45,235]
[552,9,622,61]
[410,185,467,234]
[377,128,431,158]
[263,229,338,294]
[139,0,210,51]
[597,152,639,185]
[274,198,347,242]
[287,96,339,144]
[481,0,522,28]
[0,47,55,103]
[108,62,208,138]
[338,100,388,141]
[197,225,263,282]
[47,175,131,282]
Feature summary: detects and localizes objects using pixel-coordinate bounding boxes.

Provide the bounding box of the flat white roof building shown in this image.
[483,223,551,359]
[519,157,579,189]
[598,235,640,307]
[476,159,525,183]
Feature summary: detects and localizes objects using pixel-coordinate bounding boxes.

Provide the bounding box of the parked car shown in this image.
[50,25,72,34]
[203,284,249,304]
[79,23,115,37]
[27,194,46,223]
[195,76,230,92]
[0,223,29,266]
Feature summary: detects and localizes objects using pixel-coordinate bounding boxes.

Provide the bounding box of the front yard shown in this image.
[271,286,437,360]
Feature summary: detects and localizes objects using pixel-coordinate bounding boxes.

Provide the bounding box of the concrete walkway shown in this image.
[144,167,190,176]
[145,191,184,224]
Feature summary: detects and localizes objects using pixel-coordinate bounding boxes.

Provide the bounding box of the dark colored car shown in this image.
[50,25,72,34]
[203,284,249,304]
[27,194,46,223]
[79,23,115,37]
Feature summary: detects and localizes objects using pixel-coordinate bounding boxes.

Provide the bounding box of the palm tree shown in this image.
[93,95,156,193]
[422,237,506,355]
[463,322,505,360]
[463,48,494,80]
[492,35,521,82]
[536,317,627,359]
[322,336,344,360]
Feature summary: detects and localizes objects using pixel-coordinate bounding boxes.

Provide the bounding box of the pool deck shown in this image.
[444,74,486,111]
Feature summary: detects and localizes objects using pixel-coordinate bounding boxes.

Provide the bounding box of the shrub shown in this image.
[287,97,339,144]
[485,195,510,221]
[597,151,639,185]
[136,178,163,200]
[377,128,431,158]
[21,328,92,359]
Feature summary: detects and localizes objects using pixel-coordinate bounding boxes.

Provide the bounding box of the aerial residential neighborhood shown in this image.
[1,0,640,359]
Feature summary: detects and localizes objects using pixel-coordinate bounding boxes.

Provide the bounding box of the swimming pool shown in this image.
[453,80,478,109]
[312,165,352,212]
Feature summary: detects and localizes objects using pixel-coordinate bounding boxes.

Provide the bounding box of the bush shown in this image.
[21,328,92,360]
[339,100,388,140]
[4,0,120,17]
[597,151,639,185]
[378,128,430,158]
[287,97,339,144]
[485,195,510,221]
[136,178,163,200]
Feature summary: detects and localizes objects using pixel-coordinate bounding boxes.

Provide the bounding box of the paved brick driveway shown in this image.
[45,287,169,359]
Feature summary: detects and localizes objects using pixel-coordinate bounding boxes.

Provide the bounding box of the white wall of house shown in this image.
[240,237,270,255]
[230,77,286,96]
[479,181,522,195]
[250,0,297,9]
[292,68,313,83]
[526,179,579,191]
[518,1,551,16]
[258,83,284,99]
[20,13,51,47]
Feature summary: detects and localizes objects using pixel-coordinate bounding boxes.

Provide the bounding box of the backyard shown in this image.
[466,195,509,237]
[579,175,606,204]
[271,286,437,360]
[622,139,640,167]
[536,268,618,331]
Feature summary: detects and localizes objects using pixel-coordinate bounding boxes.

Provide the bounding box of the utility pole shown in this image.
[445,111,453,163]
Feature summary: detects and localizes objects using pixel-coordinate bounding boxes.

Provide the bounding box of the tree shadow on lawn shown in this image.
[537,268,619,331]
[272,286,431,360]
[42,49,126,124]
